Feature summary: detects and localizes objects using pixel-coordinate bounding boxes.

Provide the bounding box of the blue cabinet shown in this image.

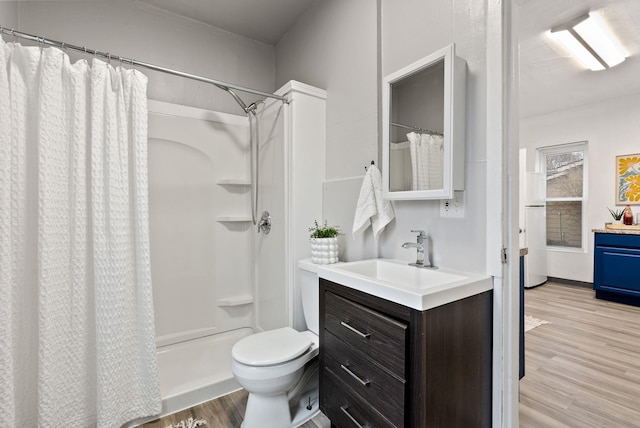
[594,232,640,305]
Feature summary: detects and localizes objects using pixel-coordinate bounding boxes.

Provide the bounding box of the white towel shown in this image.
[352,165,395,241]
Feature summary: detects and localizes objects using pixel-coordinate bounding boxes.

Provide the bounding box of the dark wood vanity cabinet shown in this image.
[319,278,493,428]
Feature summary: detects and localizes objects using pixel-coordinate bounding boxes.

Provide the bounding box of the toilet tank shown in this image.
[298,259,320,335]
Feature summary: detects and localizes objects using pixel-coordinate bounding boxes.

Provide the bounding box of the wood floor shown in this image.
[520,281,640,427]
[141,389,331,428]
[142,281,640,427]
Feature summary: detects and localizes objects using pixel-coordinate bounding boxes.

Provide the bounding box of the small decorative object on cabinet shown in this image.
[608,207,624,223]
[624,204,634,225]
[319,279,492,427]
[593,230,640,306]
[309,220,340,264]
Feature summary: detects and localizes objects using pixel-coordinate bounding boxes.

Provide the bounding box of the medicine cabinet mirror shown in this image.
[382,44,466,200]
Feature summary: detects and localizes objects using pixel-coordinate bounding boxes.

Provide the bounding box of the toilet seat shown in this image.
[232,327,312,367]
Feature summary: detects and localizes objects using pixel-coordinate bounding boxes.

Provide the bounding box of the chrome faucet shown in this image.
[402,230,436,269]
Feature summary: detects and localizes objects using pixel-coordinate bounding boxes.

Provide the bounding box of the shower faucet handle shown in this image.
[257,211,271,234]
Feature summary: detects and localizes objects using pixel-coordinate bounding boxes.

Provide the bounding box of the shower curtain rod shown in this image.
[0,26,289,104]
[391,121,444,137]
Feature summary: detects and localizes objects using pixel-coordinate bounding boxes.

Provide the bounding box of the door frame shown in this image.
[486,1,520,426]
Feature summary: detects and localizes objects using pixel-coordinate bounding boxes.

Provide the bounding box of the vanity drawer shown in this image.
[322,371,397,428]
[324,291,407,377]
[324,331,405,427]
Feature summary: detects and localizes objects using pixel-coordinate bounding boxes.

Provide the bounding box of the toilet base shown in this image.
[242,392,291,428]
[240,385,320,428]
[239,358,320,428]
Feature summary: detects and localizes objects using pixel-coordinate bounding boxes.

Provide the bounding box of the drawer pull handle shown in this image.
[340,405,367,428]
[340,364,370,387]
[340,321,370,338]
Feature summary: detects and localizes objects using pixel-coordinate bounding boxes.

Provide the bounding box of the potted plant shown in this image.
[608,207,624,223]
[309,220,340,264]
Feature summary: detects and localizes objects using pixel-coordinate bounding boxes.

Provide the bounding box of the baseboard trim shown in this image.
[547,277,593,289]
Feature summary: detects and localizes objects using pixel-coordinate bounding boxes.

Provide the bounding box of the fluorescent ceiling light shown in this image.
[552,29,606,71]
[551,13,626,71]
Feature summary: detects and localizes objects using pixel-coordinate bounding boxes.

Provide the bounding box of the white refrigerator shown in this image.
[524,172,547,288]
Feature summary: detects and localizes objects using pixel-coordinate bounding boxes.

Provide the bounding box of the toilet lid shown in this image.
[232,327,312,366]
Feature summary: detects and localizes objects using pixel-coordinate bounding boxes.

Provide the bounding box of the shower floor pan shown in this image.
[157,327,253,418]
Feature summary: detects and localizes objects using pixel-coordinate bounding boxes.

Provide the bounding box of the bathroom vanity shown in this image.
[317,260,493,427]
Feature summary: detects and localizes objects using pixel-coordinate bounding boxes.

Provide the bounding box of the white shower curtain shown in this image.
[407,131,444,190]
[0,39,160,427]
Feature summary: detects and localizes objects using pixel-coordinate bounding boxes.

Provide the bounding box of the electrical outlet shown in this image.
[440,191,465,218]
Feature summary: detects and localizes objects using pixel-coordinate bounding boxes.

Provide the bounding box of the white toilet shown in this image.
[231,260,321,428]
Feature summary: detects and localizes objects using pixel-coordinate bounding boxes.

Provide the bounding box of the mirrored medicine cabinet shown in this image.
[382,44,466,200]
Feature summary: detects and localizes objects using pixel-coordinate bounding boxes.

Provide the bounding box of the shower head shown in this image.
[245,100,264,115]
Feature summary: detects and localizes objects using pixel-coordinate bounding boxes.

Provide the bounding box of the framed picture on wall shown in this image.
[616,153,640,205]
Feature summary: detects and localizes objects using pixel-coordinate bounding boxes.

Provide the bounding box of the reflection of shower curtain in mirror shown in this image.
[407,132,444,190]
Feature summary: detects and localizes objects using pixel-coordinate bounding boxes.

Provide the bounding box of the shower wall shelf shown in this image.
[216,178,251,186]
[216,216,252,223]
[216,296,254,307]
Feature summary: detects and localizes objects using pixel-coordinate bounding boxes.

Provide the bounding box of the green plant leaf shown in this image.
[608,207,624,220]
[308,220,341,238]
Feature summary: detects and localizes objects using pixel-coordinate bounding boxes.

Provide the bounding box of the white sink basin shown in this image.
[317,259,493,311]
[333,259,468,289]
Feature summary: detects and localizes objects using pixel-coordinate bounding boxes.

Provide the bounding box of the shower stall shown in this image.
[145,81,326,418]
[0,26,326,426]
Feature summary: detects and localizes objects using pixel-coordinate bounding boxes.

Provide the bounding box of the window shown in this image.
[538,142,587,250]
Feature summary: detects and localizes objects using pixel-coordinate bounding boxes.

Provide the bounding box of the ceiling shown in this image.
[134,0,640,119]
[516,0,640,118]
[136,0,315,45]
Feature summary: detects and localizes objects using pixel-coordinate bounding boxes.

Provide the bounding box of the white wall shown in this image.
[2,0,275,114]
[275,0,379,181]
[0,2,17,24]
[276,0,489,274]
[380,0,488,273]
[520,91,640,283]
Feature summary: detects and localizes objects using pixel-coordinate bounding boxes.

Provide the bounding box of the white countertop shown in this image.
[315,258,493,311]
